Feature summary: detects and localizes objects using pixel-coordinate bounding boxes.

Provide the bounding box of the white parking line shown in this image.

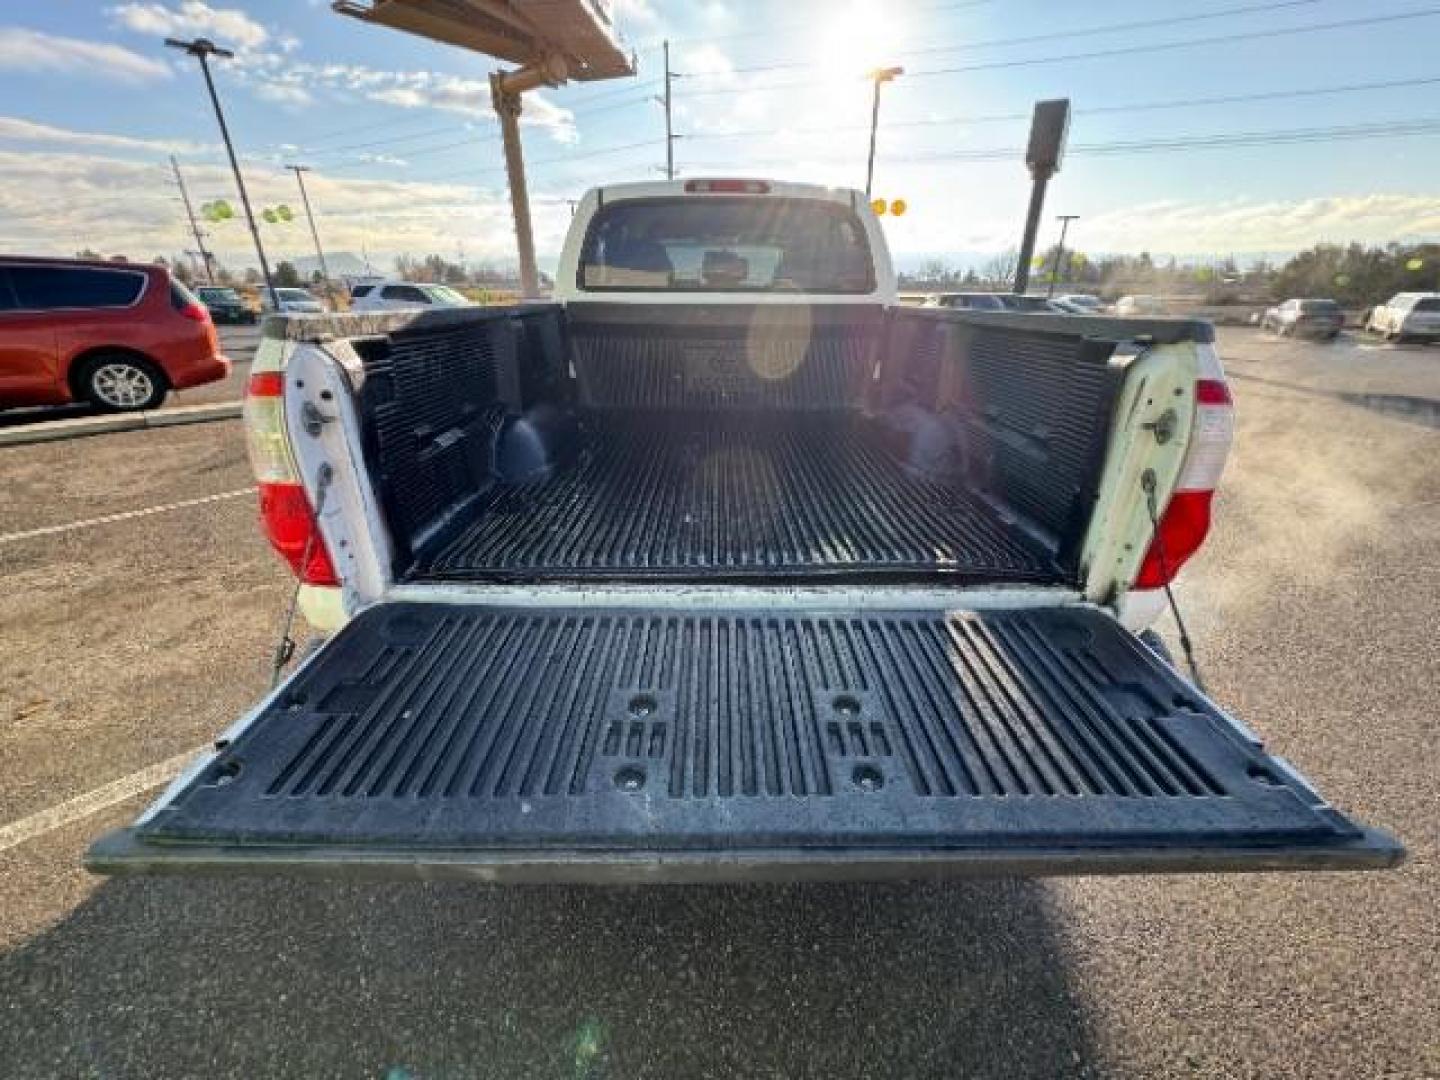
[0,747,204,854]
[0,488,253,545]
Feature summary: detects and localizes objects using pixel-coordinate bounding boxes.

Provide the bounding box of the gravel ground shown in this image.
[0,327,1434,1078]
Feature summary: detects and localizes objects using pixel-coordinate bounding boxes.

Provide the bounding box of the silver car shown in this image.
[1261,298,1343,340]
[1366,292,1440,342]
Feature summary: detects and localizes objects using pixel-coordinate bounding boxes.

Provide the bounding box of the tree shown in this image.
[167,255,196,286]
[980,249,1019,289]
[274,261,301,287]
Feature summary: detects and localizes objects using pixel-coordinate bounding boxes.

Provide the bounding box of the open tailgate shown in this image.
[88,602,1400,883]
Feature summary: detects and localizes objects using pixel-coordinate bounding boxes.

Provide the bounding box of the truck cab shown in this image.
[89,179,1400,883]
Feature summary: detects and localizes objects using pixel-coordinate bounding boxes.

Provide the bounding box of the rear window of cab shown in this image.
[578,197,875,294]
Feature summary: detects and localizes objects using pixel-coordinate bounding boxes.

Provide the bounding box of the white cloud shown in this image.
[309,66,576,140]
[612,0,661,27]
[1079,194,1440,254]
[0,147,571,269]
[107,2,269,50]
[252,76,314,107]
[0,115,212,156]
[0,26,171,83]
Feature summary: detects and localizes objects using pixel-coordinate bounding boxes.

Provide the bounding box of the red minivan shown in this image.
[0,256,231,412]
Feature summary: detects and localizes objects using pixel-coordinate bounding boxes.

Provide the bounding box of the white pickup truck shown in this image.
[90,179,1399,883]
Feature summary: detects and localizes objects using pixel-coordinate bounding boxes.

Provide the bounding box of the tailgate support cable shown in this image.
[270,463,333,688]
[1141,469,1206,692]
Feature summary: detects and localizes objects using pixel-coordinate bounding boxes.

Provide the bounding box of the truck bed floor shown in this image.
[414,420,1058,582]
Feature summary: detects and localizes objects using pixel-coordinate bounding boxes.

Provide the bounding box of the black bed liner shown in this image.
[90,602,1400,883]
[415,420,1057,582]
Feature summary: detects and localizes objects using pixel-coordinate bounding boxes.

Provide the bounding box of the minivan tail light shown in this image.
[257,481,339,586]
[684,178,770,194]
[1135,345,1234,588]
[178,299,210,322]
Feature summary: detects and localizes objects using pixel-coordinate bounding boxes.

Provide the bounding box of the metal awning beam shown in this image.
[333,0,633,80]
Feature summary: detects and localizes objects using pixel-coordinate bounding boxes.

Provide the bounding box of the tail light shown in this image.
[168,279,211,323]
[1134,345,1234,589]
[684,178,770,194]
[244,370,338,586]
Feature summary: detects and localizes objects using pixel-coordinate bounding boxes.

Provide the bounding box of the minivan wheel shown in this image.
[78,354,167,412]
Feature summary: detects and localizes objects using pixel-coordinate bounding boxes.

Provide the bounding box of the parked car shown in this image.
[997,294,1065,313]
[921,291,1008,311]
[1056,293,1103,312]
[1049,297,1094,314]
[1261,298,1343,339]
[0,255,230,412]
[1114,294,1166,316]
[1365,292,1440,342]
[91,178,1400,884]
[350,281,477,312]
[347,278,386,304]
[195,285,256,324]
[261,287,327,314]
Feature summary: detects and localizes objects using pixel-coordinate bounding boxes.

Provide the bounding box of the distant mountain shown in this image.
[285,251,379,280]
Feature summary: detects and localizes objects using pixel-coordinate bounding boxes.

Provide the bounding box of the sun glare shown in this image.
[814,1,904,87]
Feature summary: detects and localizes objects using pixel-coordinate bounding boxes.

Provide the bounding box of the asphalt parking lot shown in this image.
[0,327,1436,1078]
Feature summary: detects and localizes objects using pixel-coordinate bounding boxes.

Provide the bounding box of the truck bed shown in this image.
[415,418,1057,582]
[90,601,1400,883]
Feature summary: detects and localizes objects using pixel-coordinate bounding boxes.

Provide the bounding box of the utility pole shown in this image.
[170,155,216,283]
[1049,214,1079,297]
[655,40,679,180]
[166,37,279,309]
[284,163,331,287]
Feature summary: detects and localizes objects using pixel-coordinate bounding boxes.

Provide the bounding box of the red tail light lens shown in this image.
[179,299,210,322]
[258,481,339,586]
[1195,378,1231,405]
[1134,489,1213,589]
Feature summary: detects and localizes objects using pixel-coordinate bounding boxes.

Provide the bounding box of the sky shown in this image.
[0,0,1438,275]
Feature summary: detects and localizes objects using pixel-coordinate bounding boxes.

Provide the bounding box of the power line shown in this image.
[721,0,1325,76]
[293,108,451,148]
[556,77,662,107]
[290,86,653,161]
[681,8,1440,98]
[632,0,1003,51]
[423,138,661,183]
[681,116,1440,170]
[679,73,1440,142]
[328,106,1440,189]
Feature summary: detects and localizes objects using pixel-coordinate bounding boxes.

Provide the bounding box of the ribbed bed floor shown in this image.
[414,420,1059,581]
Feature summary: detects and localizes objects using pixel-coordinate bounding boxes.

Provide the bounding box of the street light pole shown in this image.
[165,36,280,309]
[1049,214,1079,297]
[285,163,331,287]
[864,66,903,198]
